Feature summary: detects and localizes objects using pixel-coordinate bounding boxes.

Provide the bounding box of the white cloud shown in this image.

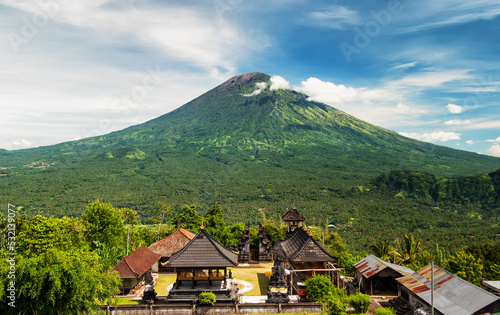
[2,1,266,73]
[486,137,500,143]
[256,82,268,89]
[466,140,474,145]
[303,5,361,29]
[487,144,500,157]
[393,1,500,34]
[388,70,471,89]
[11,138,33,148]
[396,103,427,114]
[444,119,471,125]
[270,75,291,90]
[242,89,262,97]
[400,131,461,142]
[294,77,360,104]
[446,103,465,114]
[392,62,418,70]
[242,82,268,97]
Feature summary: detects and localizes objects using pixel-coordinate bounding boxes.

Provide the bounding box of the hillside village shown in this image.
[103,206,500,315]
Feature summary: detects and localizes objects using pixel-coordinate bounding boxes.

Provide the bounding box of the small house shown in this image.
[110,246,161,293]
[353,255,414,296]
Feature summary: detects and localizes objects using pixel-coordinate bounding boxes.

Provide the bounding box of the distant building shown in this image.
[282,206,305,236]
[353,255,414,296]
[397,264,500,315]
[110,246,161,293]
[148,228,195,270]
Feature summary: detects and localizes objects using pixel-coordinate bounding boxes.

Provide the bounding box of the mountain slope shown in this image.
[1,72,500,225]
[372,168,500,215]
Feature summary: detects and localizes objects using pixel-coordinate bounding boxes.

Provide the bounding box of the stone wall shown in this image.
[99,302,323,315]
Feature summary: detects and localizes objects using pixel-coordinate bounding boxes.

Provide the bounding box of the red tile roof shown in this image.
[148,228,195,258]
[110,246,161,279]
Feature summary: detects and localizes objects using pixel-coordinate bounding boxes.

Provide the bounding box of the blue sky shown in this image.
[1,0,499,157]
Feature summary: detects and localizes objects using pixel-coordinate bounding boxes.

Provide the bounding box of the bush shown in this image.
[375,307,396,315]
[325,295,347,315]
[348,293,371,314]
[305,275,334,302]
[199,292,216,305]
[330,286,348,300]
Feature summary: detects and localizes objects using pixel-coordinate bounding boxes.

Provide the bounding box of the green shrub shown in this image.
[325,296,347,315]
[348,293,371,314]
[199,292,216,305]
[375,307,396,315]
[305,275,334,302]
[330,286,348,300]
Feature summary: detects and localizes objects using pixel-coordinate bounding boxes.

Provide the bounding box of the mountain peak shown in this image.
[216,72,269,90]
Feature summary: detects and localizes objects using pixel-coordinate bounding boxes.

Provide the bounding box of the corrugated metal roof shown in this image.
[353,255,414,279]
[397,264,500,315]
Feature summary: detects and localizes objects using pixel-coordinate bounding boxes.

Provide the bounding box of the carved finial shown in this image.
[200,219,204,229]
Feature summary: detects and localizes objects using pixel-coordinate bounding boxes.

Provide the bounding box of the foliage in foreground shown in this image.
[199,291,216,305]
[0,249,121,315]
[375,307,396,315]
[348,293,371,314]
[325,297,347,315]
[305,275,334,302]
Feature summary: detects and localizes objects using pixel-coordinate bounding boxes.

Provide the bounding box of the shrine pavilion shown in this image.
[165,226,239,303]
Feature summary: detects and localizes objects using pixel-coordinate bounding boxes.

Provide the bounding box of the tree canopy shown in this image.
[82,200,125,249]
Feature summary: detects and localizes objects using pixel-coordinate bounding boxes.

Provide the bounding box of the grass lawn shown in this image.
[152,264,273,296]
[154,273,177,295]
[98,297,140,305]
[229,262,273,295]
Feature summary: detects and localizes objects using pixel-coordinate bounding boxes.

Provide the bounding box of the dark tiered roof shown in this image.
[148,228,195,258]
[110,246,161,279]
[166,228,238,268]
[282,206,305,222]
[277,228,335,262]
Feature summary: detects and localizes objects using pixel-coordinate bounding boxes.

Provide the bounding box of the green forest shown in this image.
[1,72,500,259]
[1,200,499,314]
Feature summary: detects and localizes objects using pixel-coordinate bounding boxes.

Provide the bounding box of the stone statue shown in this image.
[258,222,272,261]
[142,269,157,304]
[238,222,250,263]
[266,243,289,303]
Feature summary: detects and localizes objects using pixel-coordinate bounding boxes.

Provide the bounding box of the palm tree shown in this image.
[396,233,423,265]
[369,239,396,262]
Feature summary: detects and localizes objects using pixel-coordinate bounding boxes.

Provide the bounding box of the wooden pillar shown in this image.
[208,269,212,288]
[223,268,227,286]
[192,269,195,289]
[370,277,373,296]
